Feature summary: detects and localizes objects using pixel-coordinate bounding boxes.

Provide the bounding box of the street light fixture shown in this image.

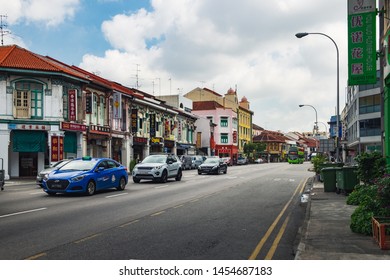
[299,104,318,136]
[295,32,340,162]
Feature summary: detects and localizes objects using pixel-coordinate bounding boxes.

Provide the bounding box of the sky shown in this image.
[0,0,352,133]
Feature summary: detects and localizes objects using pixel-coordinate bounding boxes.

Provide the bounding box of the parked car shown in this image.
[36,159,72,187]
[254,158,264,164]
[237,157,248,165]
[132,154,182,183]
[191,155,204,169]
[42,156,128,196]
[198,157,227,175]
[180,155,193,170]
[221,157,232,166]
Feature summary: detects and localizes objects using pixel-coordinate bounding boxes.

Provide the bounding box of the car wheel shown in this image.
[224,167,227,174]
[216,167,220,175]
[175,169,182,181]
[133,177,141,183]
[117,176,127,191]
[86,180,96,196]
[160,170,168,183]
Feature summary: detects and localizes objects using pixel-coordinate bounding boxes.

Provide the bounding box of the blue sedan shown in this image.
[42,156,128,196]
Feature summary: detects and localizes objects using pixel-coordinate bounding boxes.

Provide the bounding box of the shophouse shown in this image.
[0,45,91,179]
[253,130,288,162]
[192,101,238,162]
[185,87,253,155]
[156,94,198,155]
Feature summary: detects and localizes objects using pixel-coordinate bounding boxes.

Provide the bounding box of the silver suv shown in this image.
[132,154,182,183]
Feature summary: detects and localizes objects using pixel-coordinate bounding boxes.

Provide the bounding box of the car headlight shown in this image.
[212,165,218,169]
[43,174,49,181]
[154,165,164,170]
[71,175,86,182]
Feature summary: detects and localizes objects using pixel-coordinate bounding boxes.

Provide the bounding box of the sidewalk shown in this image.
[295,179,390,260]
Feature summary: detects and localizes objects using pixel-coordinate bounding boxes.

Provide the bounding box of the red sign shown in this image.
[233,131,237,143]
[51,136,64,162]
[61,122,86,132]
[68,89,77,121]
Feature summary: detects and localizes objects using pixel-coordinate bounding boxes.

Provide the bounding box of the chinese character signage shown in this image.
[149,114,156,137]
[131,109,138,133]
[85,93,92,114]
[68,89,77,121]
[348,0,377,85]
[51,136,64,162]
[113,92,122,119]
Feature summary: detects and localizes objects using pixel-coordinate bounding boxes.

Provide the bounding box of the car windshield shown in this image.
[59,159,96,171]
[204,158,219,164]
[142,155,167,164]
[52,159,70,168]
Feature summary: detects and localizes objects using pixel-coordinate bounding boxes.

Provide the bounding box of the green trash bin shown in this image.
[319,163,344,182]
[336,166,359,194]
[321,167,341,192]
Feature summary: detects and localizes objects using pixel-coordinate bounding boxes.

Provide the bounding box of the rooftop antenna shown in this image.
[0,15,10,46]
[134,64,141,89]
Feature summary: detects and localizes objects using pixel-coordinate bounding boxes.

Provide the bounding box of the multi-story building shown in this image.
[344,76,382,163]
[185,87,254,155]
[192,101,238,162]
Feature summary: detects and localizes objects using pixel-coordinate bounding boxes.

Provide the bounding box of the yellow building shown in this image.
[238,96,253,153]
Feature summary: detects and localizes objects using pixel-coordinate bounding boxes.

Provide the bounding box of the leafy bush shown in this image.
[354,152,385,184]
[347,184,377,206]
[350,205,376,235]
[312,153,327,174]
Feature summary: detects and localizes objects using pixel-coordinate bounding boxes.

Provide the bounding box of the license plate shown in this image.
[138,170,149,174]
[51,184,62,189]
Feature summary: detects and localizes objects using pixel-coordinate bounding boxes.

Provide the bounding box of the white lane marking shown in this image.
[154,185,169,189]
[105,193,128,198]
[0,208,47,219]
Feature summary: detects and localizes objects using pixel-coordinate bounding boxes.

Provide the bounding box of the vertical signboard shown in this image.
[149,114,156,137]
[85,93,92,114]
[348,0,377,85]
[68,89,77,121]
[113,92,122,119]
[131,109,138,133]
[51,136,64,162]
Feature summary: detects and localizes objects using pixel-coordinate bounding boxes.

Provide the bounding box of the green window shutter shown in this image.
[64,132,77,153]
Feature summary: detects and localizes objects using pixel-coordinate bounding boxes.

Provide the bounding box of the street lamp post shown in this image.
[295,32,340,162]
[299,104,318,136]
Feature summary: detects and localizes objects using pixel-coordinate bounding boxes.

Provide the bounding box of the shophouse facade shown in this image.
[0,45,198,179]
[185,87,253,155]
[0,45,91,179]
[192,101,238,162]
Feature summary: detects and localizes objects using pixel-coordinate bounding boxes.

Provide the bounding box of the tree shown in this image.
[243,142,266,159]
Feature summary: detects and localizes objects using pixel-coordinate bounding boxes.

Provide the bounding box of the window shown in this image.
[359,94,380,114]
[13,81,44,119]
[221,133,228,143]
[220,117,228,127]
[360,118,381,137]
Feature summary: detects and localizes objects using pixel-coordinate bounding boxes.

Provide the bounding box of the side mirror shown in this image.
[97,166,105,172]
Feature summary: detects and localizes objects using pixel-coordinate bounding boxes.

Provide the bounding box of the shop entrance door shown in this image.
[19,152,38,177]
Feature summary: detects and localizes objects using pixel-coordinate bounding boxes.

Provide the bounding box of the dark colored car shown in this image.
[42,156,128,196]
[198,157,227,175]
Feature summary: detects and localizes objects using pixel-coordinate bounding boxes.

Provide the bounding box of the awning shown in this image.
[12,130,46,152]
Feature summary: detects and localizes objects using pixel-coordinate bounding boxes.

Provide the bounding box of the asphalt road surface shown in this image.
[0,162,313,260]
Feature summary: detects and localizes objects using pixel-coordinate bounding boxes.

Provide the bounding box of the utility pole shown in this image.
[0,15,10,46]
[134,64,141,89]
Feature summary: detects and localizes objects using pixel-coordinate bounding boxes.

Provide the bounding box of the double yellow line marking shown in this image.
[248,177,308,260]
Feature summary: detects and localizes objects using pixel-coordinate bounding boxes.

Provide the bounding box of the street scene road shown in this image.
[0,162,312,260]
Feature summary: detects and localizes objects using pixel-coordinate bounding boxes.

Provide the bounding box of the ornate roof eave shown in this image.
[0,67,90,83]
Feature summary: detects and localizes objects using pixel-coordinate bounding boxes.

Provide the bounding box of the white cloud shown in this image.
[0,0,80,27]
[3,0,349,133]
